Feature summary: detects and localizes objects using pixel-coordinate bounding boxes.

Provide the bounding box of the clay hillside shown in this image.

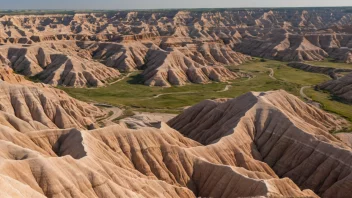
[319,72,352,102]
[1,8,352,87]
[0,66,352,197]
[0,66,105,129]
[0,7,352,198]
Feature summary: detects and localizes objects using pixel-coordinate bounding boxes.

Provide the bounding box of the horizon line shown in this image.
[1,5,352,12]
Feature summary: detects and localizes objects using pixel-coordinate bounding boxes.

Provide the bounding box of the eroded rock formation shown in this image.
[287,62,352,79]
[0,42,121,87]
[0,66,105,130]
[0,8,352,198]
[169,90,351,197]
[1,8,352,88]
[0,89,351,197]
[319,72,352,102]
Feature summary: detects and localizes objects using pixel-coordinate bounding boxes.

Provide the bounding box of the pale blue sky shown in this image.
[1,0,352,10]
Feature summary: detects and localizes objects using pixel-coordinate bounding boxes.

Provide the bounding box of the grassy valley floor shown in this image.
[305,88,352,123]
[61,59,334,114]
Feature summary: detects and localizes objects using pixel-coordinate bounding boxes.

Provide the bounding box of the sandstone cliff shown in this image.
[169,90,351,197]
[0,66,105,129]
[0,42,121,87]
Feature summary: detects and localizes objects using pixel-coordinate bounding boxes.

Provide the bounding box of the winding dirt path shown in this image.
[300,86,312,101]
[300,86,322,108]
[153,92,196,99]
[217,85,232,92]
[268,68,276,80]
[94,104,123,121]
[152,83,235,99]
[106,107,123,121]
[245,76,252,81]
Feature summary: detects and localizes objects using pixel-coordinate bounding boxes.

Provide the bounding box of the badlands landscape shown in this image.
[0,7,352,198]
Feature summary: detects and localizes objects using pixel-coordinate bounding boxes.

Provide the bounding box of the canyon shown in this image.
[0,7,352,198]
[0,8,352,87]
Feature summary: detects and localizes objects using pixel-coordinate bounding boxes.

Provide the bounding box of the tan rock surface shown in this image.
[169,90,351,197]
[1,8,351,87]
[336,133,352,148]
[0,65,26,83]
[0,39,248,87]
[0,66,105,130]
[0,90,350,197]
[235,31,329,61]
[143,48,243,87]
[0,9,351,40]
[78,41,249,86]
[0,119,316,198]
[1,8,352,197]
[0,42,121,87]
[176,42,250,66]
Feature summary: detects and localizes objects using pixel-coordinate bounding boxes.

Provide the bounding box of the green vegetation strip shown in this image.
[61,59,332,114]
[305,88,352,123]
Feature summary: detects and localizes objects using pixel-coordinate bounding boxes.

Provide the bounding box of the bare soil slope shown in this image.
[169,90,351,197]
[0,89,350,197]
[0,66,105,130]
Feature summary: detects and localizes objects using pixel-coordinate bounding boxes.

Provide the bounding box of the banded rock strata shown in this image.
[0,66,105,130]
[0,89,351,197]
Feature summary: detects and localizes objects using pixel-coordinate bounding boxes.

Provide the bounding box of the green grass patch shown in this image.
[60,60,335,113]
[305,88,352,124]
[107,111,114,117]
[268,64,330,85]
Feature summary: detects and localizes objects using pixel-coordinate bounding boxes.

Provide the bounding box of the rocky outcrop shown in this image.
[0,39,248,87]
[1,8,352,198]
[1,8,352,39]
[0,82,105,129]
[78,41,248,86]
[287,62,352,79]
[336,133,352,148]
[235,30,352,62]
[0,42,121,87]
[0,65,26,83]
[1,8,352,63]
[169,90,351,197]
[319,72,352,102]
[346,52,352,63]
[0,66,105,130]
[143,48,243,87]
[0,122,316,198]
[2,8,352,87]
[1,90,352,197]
[235,30,329,61]
[304,33,352,63]
[78,41,150,72]
[176,42,250,66]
